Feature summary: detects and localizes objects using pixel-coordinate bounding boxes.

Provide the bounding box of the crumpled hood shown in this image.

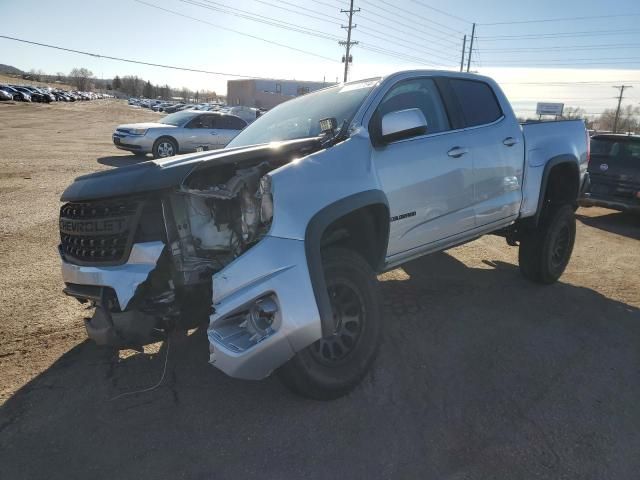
[116,122,175,130]
[60,137,321,202]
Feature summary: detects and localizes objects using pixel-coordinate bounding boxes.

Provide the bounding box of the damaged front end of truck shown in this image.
[59,138,323,379]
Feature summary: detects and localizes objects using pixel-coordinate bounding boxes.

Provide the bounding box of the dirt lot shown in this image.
[0,100,639,479]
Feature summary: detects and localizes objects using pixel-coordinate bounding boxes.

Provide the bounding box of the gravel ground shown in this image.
[0,100,639,479]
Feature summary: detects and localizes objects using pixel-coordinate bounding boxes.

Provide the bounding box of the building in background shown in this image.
[227,78,333,109]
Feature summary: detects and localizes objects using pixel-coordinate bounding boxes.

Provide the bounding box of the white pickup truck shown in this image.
[58,70,589,399]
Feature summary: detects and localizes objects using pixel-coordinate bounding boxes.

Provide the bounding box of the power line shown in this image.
[478,28,640,41]
[358,14,460,50]
[480,42,640,52]
[485,56,640,64]
[190,0,455,66]
[133,0,338,61]
[409,0,471,25]
[188,0,458,65]
[185,0,341,41]
[140,0,452,68]
[359,14,457,48]
[0,34,263,78]
[479,12,640,26]
[251,0,343,23]
[501,80,640,86]
[368,0,466,35]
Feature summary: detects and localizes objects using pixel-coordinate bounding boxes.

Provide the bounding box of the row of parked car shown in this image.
[129,97,227,113]
[0,84,113,103]
[129,97,266,124]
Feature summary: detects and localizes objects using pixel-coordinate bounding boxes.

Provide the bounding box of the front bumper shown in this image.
[60,236,322,380]
[112,133,153,153]
[60,241,165,310]
[208,236,322,380]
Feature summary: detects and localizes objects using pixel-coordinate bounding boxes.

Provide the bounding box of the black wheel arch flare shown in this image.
[304,190,390,337]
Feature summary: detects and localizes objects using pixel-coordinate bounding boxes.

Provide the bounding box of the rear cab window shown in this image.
[448,79,503,127]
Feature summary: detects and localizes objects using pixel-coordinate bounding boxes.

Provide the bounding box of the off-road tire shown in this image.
[278,247,381,400]
[152,137,178,159]
[519,204,576,284]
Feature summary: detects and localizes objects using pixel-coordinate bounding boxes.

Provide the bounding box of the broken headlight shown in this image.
[257,174,273,224]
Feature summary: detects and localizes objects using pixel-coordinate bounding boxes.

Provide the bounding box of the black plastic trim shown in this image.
[534,154,580,226]
[304,190,389,337]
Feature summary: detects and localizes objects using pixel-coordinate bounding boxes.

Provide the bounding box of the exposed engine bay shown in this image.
[167,161,274,287]
[59,139,321,347]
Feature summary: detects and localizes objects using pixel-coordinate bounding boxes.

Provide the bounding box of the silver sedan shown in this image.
[112,110,248,158]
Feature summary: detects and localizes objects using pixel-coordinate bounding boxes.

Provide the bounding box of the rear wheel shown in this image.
[152,137,178,159]
[519,204,576,284]
[278,247,381,400]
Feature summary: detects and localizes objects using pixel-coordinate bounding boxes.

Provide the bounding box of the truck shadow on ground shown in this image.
[97,154,149,168]
[2,253,639,479]
[576,210,640,240]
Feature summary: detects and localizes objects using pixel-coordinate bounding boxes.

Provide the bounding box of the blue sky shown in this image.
[2,0,640,115]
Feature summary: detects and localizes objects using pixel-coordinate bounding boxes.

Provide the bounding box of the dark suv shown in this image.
[580,134,640,213]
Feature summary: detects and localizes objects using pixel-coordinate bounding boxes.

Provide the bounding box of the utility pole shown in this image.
[339,0,359,82]
[459,35,467,72]
[466,23,476,73]
[613,85,632,133]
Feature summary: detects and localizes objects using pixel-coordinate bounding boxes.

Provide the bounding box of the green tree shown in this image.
[113,75,122,90]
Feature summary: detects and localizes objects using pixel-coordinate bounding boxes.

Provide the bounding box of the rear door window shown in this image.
[218,115,247,130]
[449,79,503,127]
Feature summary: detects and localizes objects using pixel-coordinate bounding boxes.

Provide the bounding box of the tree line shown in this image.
[23,66,219,102]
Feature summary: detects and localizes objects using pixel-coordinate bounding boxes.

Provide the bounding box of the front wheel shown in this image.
[278,247,381,400]
[152,137,178,159]
[519,204,576,284]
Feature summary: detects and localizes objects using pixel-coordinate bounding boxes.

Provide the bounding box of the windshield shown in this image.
[227,79,379,148]
[159,111,196,126]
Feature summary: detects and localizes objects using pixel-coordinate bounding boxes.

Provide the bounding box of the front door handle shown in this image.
[447,146,468,158]
[503,137,519,147]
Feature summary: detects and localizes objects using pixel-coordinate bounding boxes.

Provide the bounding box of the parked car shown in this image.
[1,85,30,101]
[579,134,640,213]
[59,70,588,399]
[13,86,48,103]
[111,110,248,158]
[0,89,13,101]
[162,103,185,113]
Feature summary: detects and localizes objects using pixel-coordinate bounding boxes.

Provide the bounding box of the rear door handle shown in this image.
[447,146,468,158]
[503,137,519,147]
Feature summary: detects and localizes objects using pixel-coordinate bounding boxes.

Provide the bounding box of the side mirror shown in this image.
[379,108,428,144]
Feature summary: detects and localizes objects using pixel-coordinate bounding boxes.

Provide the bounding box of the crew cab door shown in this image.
[369,76,475,257]
[446,78,524,226]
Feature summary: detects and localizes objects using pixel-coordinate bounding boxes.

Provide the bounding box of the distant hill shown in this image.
[0,64,24,75]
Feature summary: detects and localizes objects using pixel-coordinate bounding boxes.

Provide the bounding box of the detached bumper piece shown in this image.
[64,284,163,347]
[86,306,163,347]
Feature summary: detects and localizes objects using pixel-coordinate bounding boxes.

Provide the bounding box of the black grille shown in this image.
[59,198,145,265]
